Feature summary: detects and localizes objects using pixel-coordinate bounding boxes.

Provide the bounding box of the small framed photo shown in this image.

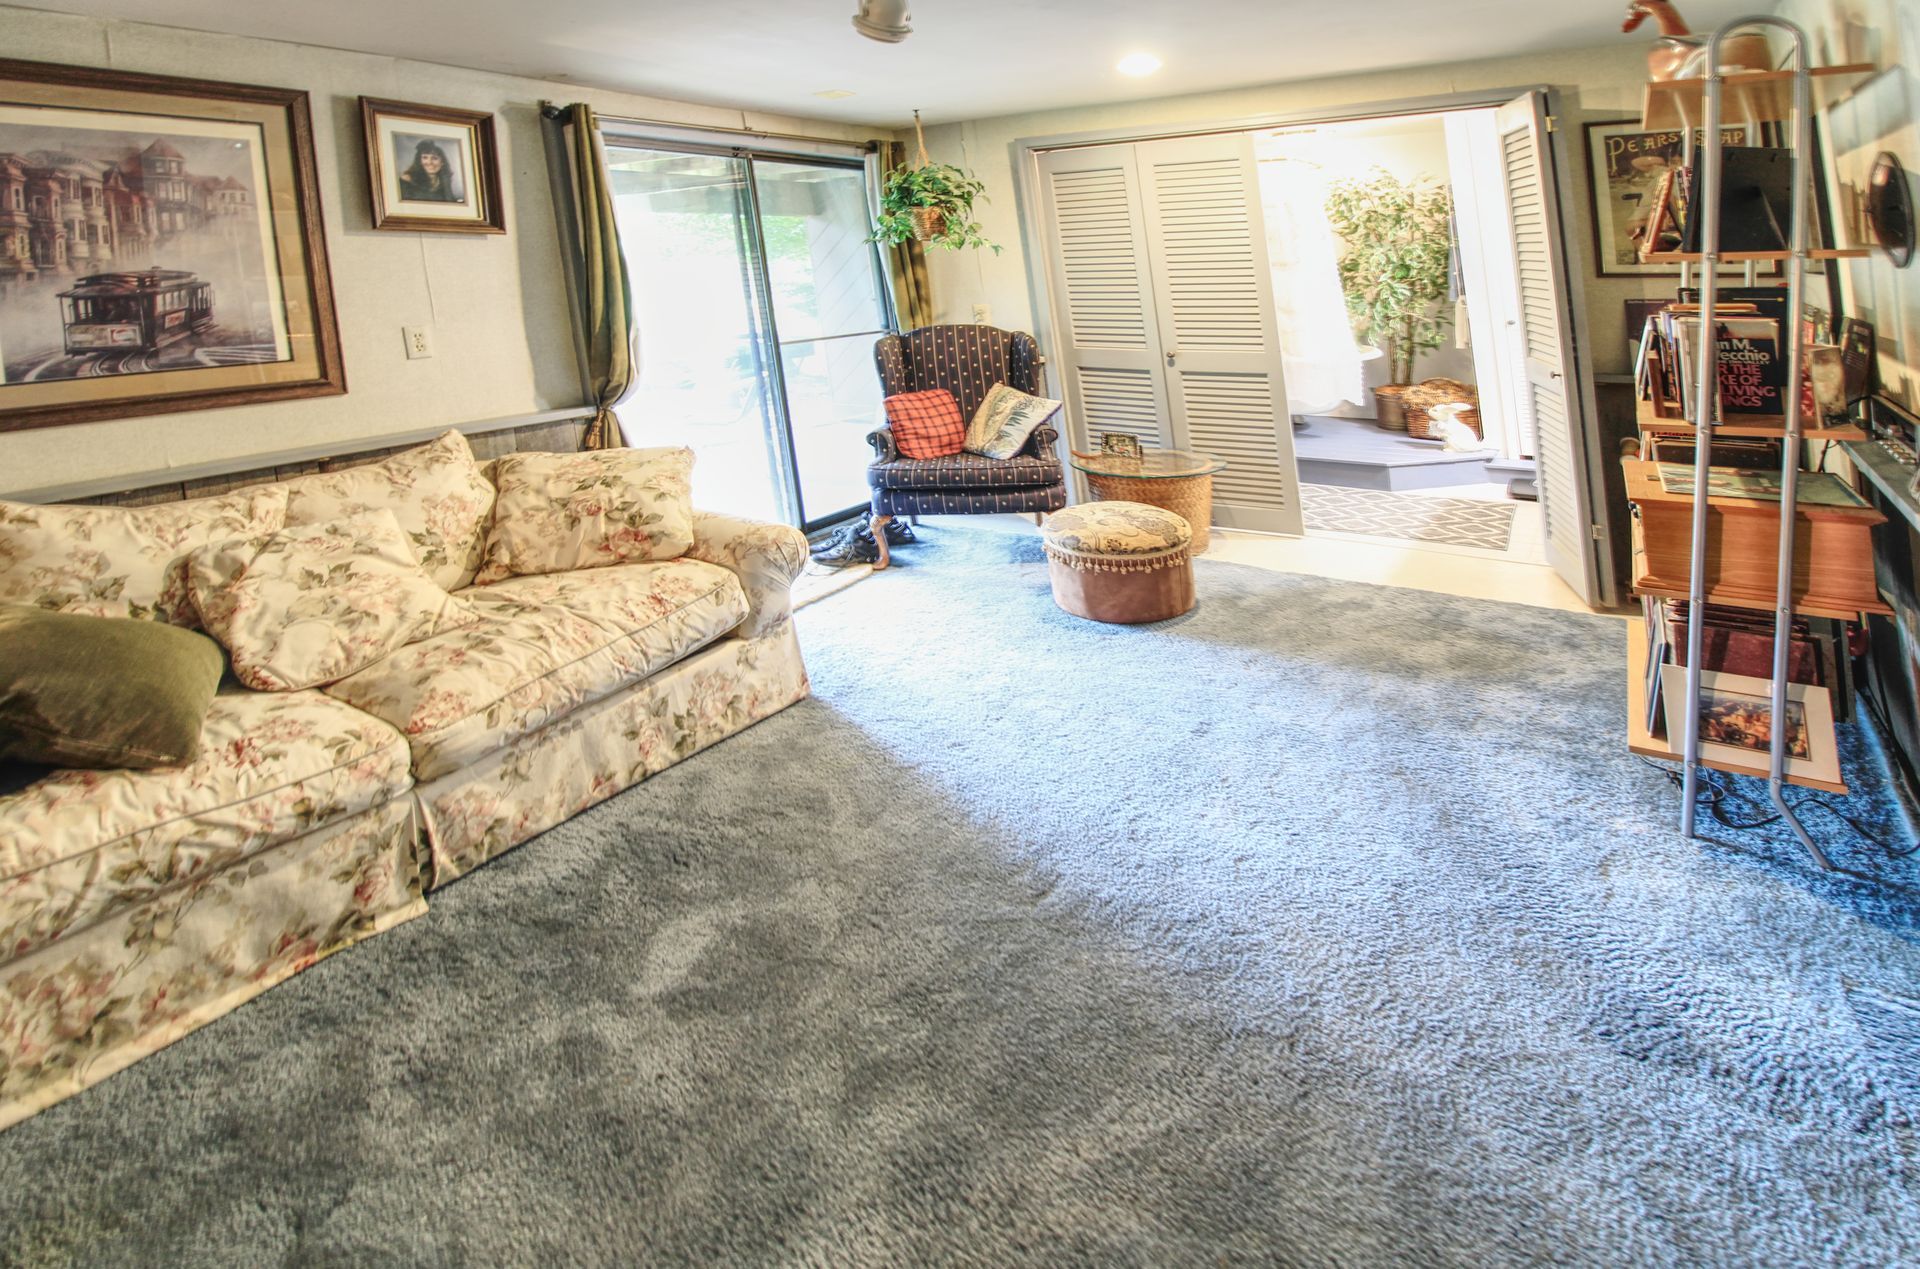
[1099,432,1143,459]
[1660,665,1840,786]
[360,97,504,234]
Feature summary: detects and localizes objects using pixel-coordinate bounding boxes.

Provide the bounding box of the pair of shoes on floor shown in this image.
[810,527,878,568]
[809,519,917,569]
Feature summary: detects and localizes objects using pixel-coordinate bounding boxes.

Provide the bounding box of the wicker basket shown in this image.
[1076,462,1216,552]
[1372,383,1412,430]
[1404,377,1482,441]
[909,207,947,241]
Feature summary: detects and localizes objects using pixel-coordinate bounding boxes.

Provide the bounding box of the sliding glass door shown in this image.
[604,141,890,529]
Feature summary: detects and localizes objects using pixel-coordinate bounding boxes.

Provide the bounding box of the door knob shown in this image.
[1166,351,1176,365]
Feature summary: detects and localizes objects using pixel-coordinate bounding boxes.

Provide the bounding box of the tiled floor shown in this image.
[926,508,1604,616]
[801,480,1616,618]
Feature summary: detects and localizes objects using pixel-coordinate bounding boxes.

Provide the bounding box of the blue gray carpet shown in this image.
[3,526,1918,1266]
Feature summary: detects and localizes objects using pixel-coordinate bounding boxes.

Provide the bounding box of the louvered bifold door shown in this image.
[1136,133,1302,536]
[1496,92,1600,605]
[1037,146,1171,457]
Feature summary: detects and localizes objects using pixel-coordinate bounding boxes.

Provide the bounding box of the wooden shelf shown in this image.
[1625,489,1889,622]
[1634,398,1866,441]
[1641,63,1878,131]
[1626,621,1848,794]
[1622,458,1882,520]
[1643,248,1872,263]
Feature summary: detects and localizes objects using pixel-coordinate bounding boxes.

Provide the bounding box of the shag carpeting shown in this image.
[4,527,1919,1267]
[1301,481,1518,551]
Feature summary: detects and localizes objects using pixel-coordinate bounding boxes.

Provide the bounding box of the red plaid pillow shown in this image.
[884,390,967,459]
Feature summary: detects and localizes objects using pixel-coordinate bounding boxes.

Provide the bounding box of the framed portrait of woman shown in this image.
[359,98,504,234]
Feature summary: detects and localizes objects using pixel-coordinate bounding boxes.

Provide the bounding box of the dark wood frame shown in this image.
[0,58,345,433]
[1581,117,1782,279]
[360,97,505,235]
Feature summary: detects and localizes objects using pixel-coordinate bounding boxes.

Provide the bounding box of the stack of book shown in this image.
[1638,300,1787,422]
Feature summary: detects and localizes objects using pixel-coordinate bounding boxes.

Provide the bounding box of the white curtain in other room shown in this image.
[1255,158,1364,416]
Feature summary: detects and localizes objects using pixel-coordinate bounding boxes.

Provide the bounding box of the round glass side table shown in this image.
[1067,449,1227,551]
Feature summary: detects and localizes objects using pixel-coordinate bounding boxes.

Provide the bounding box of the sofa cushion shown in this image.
[0,689,413,963]
[189,511,478,692]
[279,429,496,593]
[474,447,696,585]
[0,487,289,627]
[0,604,225,769]
[326,560,747,781]
[867,451,1064,491]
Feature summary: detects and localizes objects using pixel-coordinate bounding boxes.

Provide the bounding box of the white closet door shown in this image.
[1136,134,1302,536]
[1496,92,1600,605]
[1036,146,1170,455]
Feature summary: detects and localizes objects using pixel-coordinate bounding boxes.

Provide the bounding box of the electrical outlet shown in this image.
[403,325,433,359]
[971,304,991,325]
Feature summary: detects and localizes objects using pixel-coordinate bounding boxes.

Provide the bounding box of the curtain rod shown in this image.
[539,101,880,152]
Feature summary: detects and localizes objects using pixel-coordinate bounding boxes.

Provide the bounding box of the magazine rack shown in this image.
[1669,16,1855,864]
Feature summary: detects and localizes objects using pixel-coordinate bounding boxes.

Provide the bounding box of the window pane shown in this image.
[753,160,886,342]
[781,337,883,523]
[752,158,886,523]
[606,146,786,523]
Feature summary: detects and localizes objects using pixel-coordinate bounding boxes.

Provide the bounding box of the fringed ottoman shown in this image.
[1042,501,1196,624]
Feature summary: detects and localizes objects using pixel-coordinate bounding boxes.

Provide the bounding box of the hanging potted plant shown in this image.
[1324,168,1454,429]
[871,111,1000,253]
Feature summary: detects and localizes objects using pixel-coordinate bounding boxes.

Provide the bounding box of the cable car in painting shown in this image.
[58,269,213,355]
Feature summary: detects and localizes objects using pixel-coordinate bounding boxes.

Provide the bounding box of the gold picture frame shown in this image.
[360,98,504,234]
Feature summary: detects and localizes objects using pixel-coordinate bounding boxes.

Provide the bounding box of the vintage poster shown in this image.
[1582,119,1781,277]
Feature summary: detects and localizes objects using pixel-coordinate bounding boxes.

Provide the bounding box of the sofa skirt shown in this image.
[415,626,811,888]
[0,797,425,1132]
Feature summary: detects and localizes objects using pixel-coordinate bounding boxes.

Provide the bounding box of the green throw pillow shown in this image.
[0,603,225,770]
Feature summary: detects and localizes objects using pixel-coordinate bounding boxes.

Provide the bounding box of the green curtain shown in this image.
[883,140,935,331]
[565,103,636,449]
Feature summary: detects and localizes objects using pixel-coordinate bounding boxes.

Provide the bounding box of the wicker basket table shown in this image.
[1068,449,1226,552]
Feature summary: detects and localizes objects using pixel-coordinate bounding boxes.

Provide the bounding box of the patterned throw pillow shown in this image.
[475,446,696,584]
[884,389,968,459]
[0,487,289,628]
[188,510,478,692]
[279,428,496,593]
[964,383,1064,460]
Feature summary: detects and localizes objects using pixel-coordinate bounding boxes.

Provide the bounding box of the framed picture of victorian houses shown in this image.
[0,58,344,433]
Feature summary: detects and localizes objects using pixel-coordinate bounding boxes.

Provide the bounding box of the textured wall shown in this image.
[0,4,877,490]
[1772,0,1919,410]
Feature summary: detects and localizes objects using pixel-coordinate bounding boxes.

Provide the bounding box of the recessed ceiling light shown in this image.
[814,89,857,99]
[1116,52,1162,77]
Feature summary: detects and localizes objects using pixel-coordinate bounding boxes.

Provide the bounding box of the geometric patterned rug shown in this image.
[1300,483,1518,552]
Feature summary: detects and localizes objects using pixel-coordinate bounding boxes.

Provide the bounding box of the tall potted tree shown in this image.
[1324,169,1454,429]
[871,111,1000,254]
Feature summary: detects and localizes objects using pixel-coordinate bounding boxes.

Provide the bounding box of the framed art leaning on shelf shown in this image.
[0,57,345,432]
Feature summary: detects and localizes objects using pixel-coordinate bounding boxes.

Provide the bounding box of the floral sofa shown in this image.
[0,431,810,1130]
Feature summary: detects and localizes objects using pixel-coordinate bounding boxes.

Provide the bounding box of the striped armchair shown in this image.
[866,325,1068,568]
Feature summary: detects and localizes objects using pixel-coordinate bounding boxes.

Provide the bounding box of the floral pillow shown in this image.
[964,383,1064,460]
[188,510,478,692]
[279,428,495,593]
[0,486,289,628]
[474,446,695,584]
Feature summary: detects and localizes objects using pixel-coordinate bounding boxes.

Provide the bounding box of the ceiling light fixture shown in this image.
[853,0,912,43]
[1116,52,1163,77]
[814,89,857,99]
